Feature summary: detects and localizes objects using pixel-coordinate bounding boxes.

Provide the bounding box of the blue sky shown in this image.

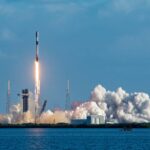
[0,0,150,113]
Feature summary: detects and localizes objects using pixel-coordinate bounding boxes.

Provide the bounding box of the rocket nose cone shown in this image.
[36,31,39,37]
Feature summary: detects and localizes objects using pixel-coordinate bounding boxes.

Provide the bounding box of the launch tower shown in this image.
[6,80,11,114]
[65,80,71,110]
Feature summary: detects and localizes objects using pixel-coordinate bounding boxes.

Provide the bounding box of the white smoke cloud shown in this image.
[0,104,69,124]
[39,110,69,124]
[68,85,150,123]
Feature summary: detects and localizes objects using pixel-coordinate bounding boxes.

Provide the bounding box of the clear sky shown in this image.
[0,0,150,113]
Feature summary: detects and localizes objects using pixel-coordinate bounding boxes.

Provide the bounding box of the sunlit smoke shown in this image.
[1,84,150,124]
[67,85,150,123]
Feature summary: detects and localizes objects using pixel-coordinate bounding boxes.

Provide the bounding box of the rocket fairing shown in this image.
[36,31,39,61]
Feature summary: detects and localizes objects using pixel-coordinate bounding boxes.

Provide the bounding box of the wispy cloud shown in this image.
[113,0,145,13]
[45,3,84,14]
[98,0,150,17]
[0,50,15,59]
[0,29,16,41]
[0,4,15,15]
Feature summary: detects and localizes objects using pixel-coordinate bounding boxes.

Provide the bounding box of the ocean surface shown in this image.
[0,128,149,150]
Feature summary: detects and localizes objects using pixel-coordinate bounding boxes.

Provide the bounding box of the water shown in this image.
[0,128,149,150]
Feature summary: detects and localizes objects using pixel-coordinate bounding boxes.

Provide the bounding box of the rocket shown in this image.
[35,31,39,61]
[35,31,41,114]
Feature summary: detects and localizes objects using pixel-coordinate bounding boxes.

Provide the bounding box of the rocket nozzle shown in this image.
[36,55,39,61]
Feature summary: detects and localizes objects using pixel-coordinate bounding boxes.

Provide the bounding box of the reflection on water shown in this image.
[28,128,45,136]
[0,128,149,150]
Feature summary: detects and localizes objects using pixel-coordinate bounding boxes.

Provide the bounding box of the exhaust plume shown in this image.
[1,84,150,124]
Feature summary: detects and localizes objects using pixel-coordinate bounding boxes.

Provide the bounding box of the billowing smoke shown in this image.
[0,84,150,124]
[0,104,69,124]
[40,111,69,124]
[68,85,150,123]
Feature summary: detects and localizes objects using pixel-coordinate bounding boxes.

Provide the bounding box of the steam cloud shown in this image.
[1,84,150,124]
[69,85,150,123]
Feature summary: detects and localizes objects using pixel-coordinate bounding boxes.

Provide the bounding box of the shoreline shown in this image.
[0,123,149,128]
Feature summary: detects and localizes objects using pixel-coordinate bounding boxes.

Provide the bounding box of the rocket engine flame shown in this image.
[35,60,40,109]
